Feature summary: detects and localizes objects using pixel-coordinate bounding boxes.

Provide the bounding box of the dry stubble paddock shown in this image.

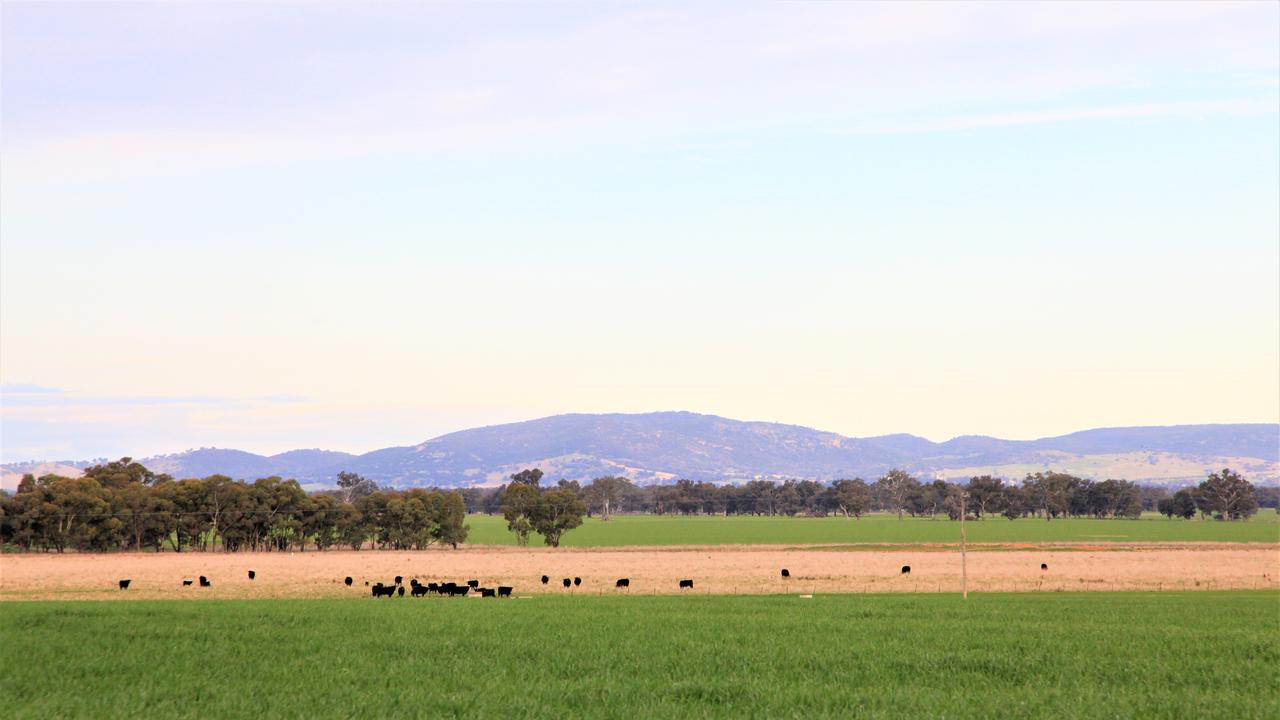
[2,543,1277,600]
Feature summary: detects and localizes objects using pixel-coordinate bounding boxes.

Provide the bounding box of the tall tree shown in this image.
[584,476,632,521]
[509,468,544,487]
[500,483,541,546]
[826,479,872,519]
[334,471,378,504]
[1196,469,1258,521]
[531,489,587,547]
[875,469,919,520]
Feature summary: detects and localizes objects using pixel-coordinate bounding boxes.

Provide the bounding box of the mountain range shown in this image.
[2,412,1277,490]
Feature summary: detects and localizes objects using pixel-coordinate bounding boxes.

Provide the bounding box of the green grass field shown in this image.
[462,509,1280,546]
[2,592,1275,719]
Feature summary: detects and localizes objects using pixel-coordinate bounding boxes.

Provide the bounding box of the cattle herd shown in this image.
[114,562,1054,594]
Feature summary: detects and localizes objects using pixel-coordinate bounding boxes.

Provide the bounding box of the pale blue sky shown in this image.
[2,1,1278,461]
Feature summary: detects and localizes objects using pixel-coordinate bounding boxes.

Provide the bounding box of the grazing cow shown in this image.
[411,584,429,597]
[480,588,496,598]
[497,586,513,598]
[679,579,694,590]
[562,578,572,588]
[182,580,194,587]
[900,566,911,575]
[615,578,630,589]
[397,586,405,597]
[428,582,440,594]
[781,569,790,578]
[199,576,211,587]
[118,579,131,590]
[540,575,550,585]
[467,579,480,589]
[1041,563,1048,571]
[248,570,256,580]
[344,576,353,587]
[573,577,582,587]
[394,576,403,586]
[372,583,396,598]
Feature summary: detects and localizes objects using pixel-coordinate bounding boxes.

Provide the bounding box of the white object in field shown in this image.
[799,594,814,599]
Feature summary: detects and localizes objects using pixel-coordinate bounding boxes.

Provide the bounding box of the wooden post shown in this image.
[960,491,968,600]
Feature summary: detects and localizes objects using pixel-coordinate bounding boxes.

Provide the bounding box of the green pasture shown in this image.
[2,592,1276,719]
[462,509,1280,546]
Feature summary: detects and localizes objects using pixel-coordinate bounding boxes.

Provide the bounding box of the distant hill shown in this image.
[2,413,1276,490]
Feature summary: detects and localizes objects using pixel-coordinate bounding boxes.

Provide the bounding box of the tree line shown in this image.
[0,458,1265,553]
[470,467,1263,524]
[0,461,468,553]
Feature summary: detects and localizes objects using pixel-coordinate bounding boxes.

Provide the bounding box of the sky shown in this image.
[1,1,1278,462]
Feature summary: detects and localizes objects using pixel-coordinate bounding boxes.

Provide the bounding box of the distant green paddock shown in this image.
[3,592,1275,719]
[463,509,1280,546]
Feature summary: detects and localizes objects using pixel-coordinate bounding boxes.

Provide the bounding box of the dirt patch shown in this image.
[3,543,1277,600]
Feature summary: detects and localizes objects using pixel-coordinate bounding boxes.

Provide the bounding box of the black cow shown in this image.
[679,579,694,590]
[344,576,353,587]
[615,578,630,589]
[1041,563,1048,571]
[182,579,194,587]
[118,579,131,590]
[409,578,420,587]
[480,588,496,598]
[452,586,470,597]
[411,584,429,597]
[562,578,572,588]
[428,582,440,594]
[573,577,582,587]
[199,576,211,587]
[248,570,256,580]
[394,576,403,585]
[497,586,513,597]
[540,575,550,585]
[397,586,405,597]
[372,583,396,598]
[467,579,480,589]
[781,569,790,578]
[900,566,911,575]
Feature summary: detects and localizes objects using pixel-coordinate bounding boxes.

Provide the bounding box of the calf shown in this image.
[562,578,572,589]
[679,579,694,590]
[900,566,911,575]
[344,576,353,587]
[480,588,496,598]
[397,586,405,597]
[118,579,131,590]
[248,570,256,580]
[781,569,790,578]
[615,578,630,589]
[182,580,194,587]
[540,575,550,585]
[199,576,211,587]
[497,586,513,598]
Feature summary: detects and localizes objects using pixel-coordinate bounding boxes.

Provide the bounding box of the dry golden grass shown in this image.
[2,543,1277,600]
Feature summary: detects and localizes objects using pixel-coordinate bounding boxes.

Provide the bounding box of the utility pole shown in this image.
[960,490,968,600]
